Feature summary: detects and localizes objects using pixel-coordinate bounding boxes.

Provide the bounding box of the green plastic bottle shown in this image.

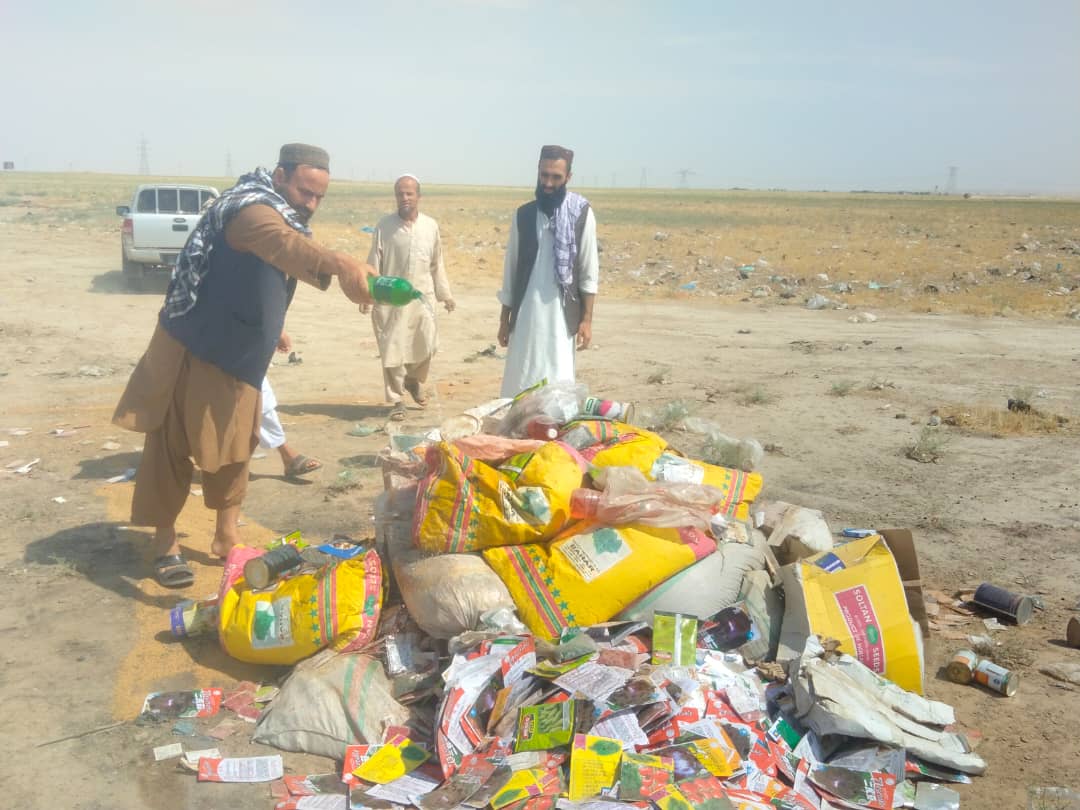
[369,275,423,306]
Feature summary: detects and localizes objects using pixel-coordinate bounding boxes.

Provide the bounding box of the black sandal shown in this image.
[154,554,194,588]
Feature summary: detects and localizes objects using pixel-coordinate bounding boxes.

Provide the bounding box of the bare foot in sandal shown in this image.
[403,378,428,407]
[279,443,322,479]
[151,526,194,587]
[389,401,407,421]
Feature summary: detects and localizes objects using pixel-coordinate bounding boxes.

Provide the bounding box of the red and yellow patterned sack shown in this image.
[483,522,716,639]
[413,440,588,553]
[218,547,383,665]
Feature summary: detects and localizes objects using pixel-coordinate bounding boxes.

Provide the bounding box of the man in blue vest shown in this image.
[113,143,376,587]
[496,145,600,398]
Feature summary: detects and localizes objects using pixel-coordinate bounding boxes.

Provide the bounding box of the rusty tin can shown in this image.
[972,582,1034,625]
[973,659,1018,697]
[946,649,979,684]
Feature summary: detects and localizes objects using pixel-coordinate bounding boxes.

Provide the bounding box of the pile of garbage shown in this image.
[156,381,992,809]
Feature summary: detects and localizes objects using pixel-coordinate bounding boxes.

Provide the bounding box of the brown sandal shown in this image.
[389,402,407,421]
[403,379,428,407]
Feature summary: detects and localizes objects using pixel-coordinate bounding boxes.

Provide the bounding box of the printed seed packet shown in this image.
[652,612,698,667]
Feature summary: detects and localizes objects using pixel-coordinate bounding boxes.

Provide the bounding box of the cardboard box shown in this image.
[878,528,929,638]
[778,533,924,693]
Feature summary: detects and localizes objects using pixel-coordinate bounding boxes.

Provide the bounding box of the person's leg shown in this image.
[131,394,194,585]
[384,364,406,403]
[259,378,319,476]
[384,365,407,419]
[131,426,191,558]
[403,357,432,406]
[203,459,250,559]
[259,378,286,451]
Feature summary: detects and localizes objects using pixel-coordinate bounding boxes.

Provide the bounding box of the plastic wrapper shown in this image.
[498,381,588,438]
[450,434,545,464]
[681,417,764,472]
[577,465,723,531]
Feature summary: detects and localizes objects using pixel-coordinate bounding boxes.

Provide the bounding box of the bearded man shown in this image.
[496,144,599,398]
[113,143,376,586]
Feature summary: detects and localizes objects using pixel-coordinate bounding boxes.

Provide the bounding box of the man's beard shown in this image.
[535,182,567,216]
[274,183,312,224]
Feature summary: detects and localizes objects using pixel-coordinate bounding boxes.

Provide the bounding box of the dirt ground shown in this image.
[1,177,1079,809]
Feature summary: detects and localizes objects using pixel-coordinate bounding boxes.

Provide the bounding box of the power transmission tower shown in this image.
[611,172,616,187]
[225,149,233,177]
[676,168,696,188]
[138,136,150,175]
[639,167,647,189]
[945,166,958,195]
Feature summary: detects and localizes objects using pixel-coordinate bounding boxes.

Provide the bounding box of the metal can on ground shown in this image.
[1067,616,1080,649]
[972,658,1018,696]
[972,582,1034,625]
[946,649,979,684]
[244,543,303,590]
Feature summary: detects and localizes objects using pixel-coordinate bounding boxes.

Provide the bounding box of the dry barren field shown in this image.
[1,172,1079,809]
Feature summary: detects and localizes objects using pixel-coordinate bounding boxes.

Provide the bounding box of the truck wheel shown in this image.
[121,249,144,291]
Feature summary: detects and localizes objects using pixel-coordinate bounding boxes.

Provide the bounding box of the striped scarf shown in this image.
[162,167,310,319]
[548,191,589,295]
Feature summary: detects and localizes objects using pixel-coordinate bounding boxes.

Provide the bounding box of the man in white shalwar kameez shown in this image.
[497,145,599,398]
[363,175,454,420]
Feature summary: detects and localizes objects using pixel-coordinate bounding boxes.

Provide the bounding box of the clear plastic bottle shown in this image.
[498,381,587,437]
[369,275,423,306]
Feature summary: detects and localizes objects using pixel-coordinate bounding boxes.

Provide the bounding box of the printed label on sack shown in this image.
[833,585,885,673]
[651,454,704,485]
[498,481,551,526]
[557,528,631,583]
[251,597,294,649]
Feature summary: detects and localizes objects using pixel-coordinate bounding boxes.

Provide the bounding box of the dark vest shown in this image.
[510,200,591,335]
[160,234,297,389]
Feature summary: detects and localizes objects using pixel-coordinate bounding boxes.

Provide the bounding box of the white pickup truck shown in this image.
[116,184,218,286]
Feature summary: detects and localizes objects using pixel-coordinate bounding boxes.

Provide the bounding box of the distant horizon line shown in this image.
[2,168,1078,201]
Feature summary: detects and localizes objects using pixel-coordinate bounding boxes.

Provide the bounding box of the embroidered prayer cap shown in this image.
[278,143,331,172]
[539,144,574,171]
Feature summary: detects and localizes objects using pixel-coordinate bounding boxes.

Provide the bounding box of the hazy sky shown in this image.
[4,0,1079,193]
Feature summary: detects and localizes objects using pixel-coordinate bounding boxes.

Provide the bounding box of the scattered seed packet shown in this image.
[651,612,698,667]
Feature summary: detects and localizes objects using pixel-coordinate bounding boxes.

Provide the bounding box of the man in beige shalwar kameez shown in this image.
[363,175,454,420]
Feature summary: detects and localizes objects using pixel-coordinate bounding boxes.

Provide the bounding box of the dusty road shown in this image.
[1,211,1079,808]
